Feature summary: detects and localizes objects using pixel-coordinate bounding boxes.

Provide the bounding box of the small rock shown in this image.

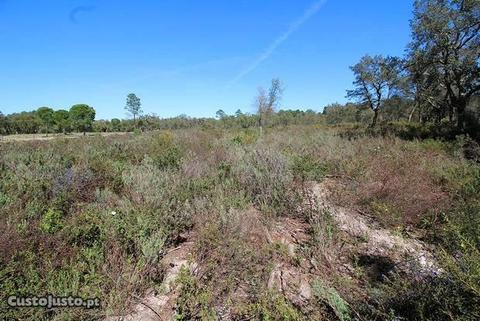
[298,280,312,301]
[268,265,283,291]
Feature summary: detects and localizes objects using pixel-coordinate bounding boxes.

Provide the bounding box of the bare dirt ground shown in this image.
[310,179,439,275]
[266,217,315,308]
[106,235,197,321]
[105,179,440,320]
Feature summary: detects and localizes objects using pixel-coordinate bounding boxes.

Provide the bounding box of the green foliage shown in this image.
[231,129,259,145]
[362,149,480,321]
[312,279,351,321]
[69,104,96,134]
[1,108,326,136]
[234,148,296,215]
[140,230,166,263]
[175,267,216,321]
[0,110,6,135]
[216,109,227,120]
[150,131,183,170]
[408,0,480,131]
[53,109,71,133]
[291,154,330,181]
[347,55,403,127]
[67,211,104,248]
[436,200,480,301]
[6,111,42,134]
[241,291,305,321]
[369,201,403,227]
[125,93,142,123]
[310,208,339,254]
[36,106,55,134]
[111,118,121,131]
[323,102,373,125]
[40,208,64,233]
[0,251,45,320]
[363,271,480,321]
[1,125,479,320]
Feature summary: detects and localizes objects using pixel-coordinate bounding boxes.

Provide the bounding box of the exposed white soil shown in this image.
[106,179,440,320]
[310,179,440,275]
[105,237,197,321]
[267,217,314,308]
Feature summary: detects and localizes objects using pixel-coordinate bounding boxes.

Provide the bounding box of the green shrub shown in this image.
[0,191,10,207]
[312,279,351,321]
[150,131,183,170]
[240,291,305,321]
[375,121,434,140]
[436,201,480,298]
[234,148,296,215]
[40,208,63,234]
[175,267,216,321]
[291,154,330,181]
[365,201,480,321]
[66,211,104,247]
[363,273,480,321]
[232,129,259,145]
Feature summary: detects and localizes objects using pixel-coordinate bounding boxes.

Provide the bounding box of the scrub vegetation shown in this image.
[1,0,479,320]
[1,124,479,320]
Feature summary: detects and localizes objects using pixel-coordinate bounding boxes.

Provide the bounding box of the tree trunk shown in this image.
[370,109,379,128]
[457,101,467,133]
[449,104,454,123]
[258,114,263,135]
[408,104,417,123]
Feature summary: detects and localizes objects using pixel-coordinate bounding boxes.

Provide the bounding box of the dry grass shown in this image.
[1,125,479,321]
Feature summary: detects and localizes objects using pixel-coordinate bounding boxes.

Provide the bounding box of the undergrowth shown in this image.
[0,126,479,320]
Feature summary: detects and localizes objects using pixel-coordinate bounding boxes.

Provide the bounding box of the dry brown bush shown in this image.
[328,139,452,227]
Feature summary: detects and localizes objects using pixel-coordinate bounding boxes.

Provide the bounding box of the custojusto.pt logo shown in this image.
[7,295,100,309]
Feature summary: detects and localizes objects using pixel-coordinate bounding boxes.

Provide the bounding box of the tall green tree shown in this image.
[408,0,480,130]
[347,55,402,127]
[36,107,55,135]
[111,118,121,131]
[125,93,142,127]
[215,109,227,120]
[8,112,41,134]
[53,109,71,134]
[69,104,95,135]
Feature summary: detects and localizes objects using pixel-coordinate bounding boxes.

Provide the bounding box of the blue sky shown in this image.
[0,0,413,119]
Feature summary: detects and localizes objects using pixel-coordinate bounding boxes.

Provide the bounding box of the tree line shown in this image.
[1,0,478,138]
[0,104,95,136]
[0,104,325,137]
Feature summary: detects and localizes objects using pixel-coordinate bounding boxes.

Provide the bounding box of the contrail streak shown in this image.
[227,0,327,87]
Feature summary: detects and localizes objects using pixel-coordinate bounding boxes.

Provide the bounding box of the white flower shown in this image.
[111,211,117,216]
